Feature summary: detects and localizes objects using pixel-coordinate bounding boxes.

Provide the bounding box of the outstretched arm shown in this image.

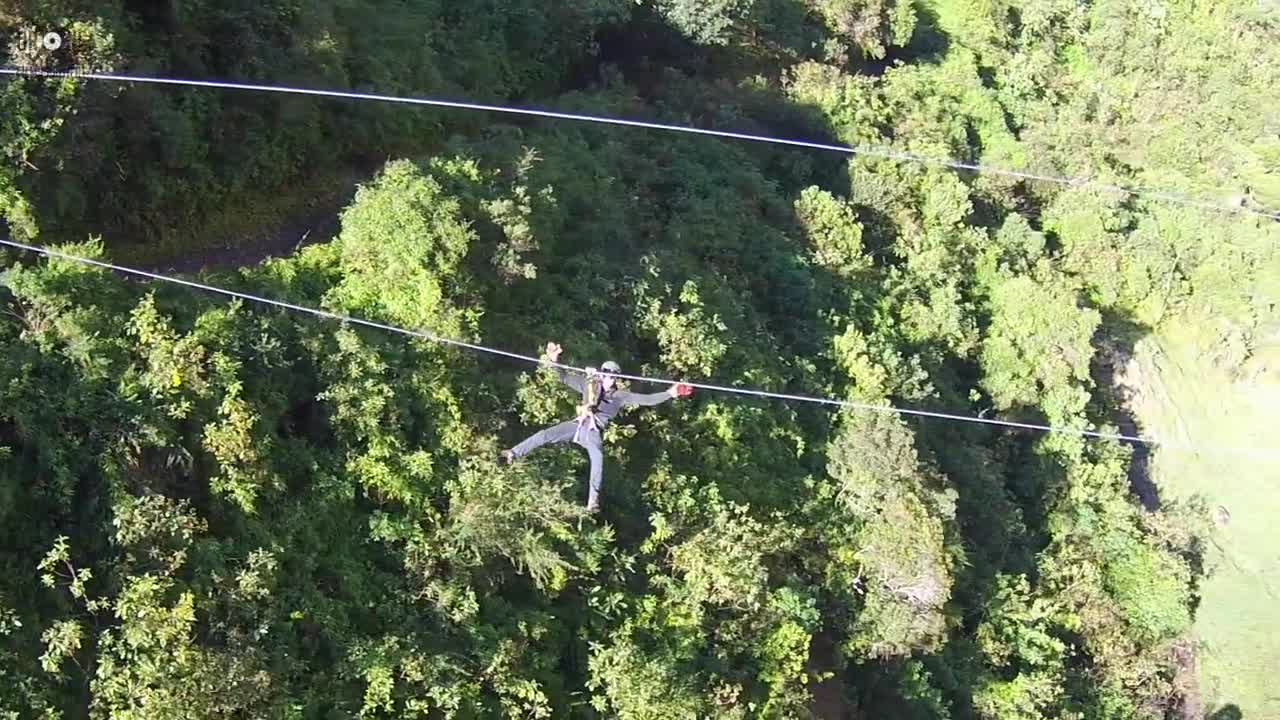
[542,341,584,392]
[619,387,676,407]
[555,366,585,392]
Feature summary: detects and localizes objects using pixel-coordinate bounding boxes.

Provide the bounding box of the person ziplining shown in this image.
[500,342,694,512]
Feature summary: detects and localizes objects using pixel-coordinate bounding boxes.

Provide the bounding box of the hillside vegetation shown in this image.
[2,0,1277,718]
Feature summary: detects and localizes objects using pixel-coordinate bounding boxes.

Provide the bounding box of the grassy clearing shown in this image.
[1125,315,1280,719]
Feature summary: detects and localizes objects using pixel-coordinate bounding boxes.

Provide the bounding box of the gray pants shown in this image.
[510,420,604,507]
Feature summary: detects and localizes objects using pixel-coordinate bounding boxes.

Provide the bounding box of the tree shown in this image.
[651,0,757,46]
[794,186,870,279]
[588,628,712,719]
[980,266,1100,421]
[971,574,1071,720]
[325,160,479,338]
[819,410,959,660]
[807,0,917,61]
[90,575,278,719]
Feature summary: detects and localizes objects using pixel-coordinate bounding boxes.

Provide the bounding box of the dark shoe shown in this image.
[499,450,514,466]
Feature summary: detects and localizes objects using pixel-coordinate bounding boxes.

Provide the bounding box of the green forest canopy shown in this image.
[2,0,1277,718]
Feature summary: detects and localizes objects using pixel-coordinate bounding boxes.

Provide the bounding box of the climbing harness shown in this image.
[574,368,603,443]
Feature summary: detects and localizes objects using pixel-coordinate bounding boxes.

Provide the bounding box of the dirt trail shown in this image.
[140,171,367,274]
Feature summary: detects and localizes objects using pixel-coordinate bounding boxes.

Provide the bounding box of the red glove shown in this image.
[673,382,694,398]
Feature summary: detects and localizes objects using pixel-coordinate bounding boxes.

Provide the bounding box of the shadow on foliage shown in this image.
[585,22,855,200]
[900,0,951,66]
[1207,704,1243,720]
[1091,311,1161,511]
[578,6,708,92]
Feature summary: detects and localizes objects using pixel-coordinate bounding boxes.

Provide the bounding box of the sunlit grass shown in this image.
[1128,315,1280,718]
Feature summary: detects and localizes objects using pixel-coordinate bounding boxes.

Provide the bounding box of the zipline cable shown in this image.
[0,235,1167,448]
[7,237,1280,459]
[2,67,1278,222]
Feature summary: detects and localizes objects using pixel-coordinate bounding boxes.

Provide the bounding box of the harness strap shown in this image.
[574,374,602,443]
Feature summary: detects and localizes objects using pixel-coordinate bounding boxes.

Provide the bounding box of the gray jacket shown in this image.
[556,366,674,430]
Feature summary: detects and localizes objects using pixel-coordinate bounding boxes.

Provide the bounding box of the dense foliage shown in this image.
[2,0,1277,718]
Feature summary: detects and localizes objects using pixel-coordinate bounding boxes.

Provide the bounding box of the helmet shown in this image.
[601,360,621,375]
